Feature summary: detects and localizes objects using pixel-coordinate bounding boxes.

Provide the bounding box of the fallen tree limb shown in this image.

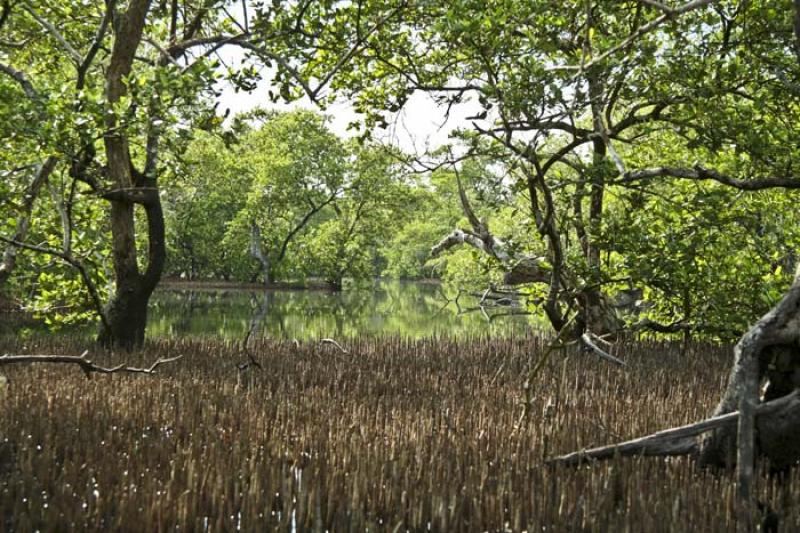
[0,350,183,378]
[580,333,627,366]
[549,389,800,467]
[698,266,800,482]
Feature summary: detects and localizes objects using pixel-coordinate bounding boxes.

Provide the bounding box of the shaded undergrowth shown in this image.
[0,335,794,531]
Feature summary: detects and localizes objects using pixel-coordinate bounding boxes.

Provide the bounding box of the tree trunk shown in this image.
[698,269,800,470]
[97,0,159,349]
[250,221,272,285]
[98,280,150,348]
[431,169,622,338]
[98,194,165,349]
[551,267,800,473]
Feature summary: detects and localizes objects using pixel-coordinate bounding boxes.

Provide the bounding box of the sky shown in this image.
[210,3,485,155]
[215,49,481,155]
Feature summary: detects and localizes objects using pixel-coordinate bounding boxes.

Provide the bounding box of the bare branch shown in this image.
[144,37,184,68]
[454,167,482,233]
[0,350,183,378]
[431,228,495,258]
[549,389,800,467]
[580,333,627,366]
[0,62,38,99]
[77,2,113,89]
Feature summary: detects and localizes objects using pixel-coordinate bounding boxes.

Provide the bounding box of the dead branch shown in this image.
[580,333,627,366]
[0,350,183,378]
[549,390,800,467]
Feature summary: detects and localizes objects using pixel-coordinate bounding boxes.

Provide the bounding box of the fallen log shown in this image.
[549,390,800,468]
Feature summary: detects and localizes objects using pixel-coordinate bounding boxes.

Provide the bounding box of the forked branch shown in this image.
[580,333,627,366]
[0,350,183,378]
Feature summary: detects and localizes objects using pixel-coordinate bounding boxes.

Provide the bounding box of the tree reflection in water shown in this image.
[148,281,536,340]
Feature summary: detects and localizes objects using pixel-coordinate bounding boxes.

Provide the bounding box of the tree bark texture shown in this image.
[698,270,800,469]
[97,0,162,349]
[552,269,800,474]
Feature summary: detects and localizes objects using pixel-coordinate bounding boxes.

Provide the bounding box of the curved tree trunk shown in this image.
[551,267,800,476]
[96,0,160,349]
[698,269,800,470]
[98,191,165,349]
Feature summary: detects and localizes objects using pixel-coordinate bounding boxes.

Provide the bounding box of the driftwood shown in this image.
[0,350,183,378]
[550,390,800,467]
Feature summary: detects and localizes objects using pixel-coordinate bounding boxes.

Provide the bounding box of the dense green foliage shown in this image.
[163,109,452,286]
[269,0,800,339]
[1,0,799,341]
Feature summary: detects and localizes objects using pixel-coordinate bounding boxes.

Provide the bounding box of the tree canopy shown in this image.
[1,0,799,345]
[269,0,800,339]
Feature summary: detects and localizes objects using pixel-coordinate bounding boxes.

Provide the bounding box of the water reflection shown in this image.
[148,281,535,340]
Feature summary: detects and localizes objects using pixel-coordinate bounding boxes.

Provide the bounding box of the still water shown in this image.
[148,281,536,340]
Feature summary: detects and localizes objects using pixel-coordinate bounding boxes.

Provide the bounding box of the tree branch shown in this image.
[550,390,800,467]
[98,187,159,205]
[0,62,38,99]
[0,350,183,378]
[319,338,349,354]
[0,157,57,286]
[21,2,82,64]
[431,228,495,259]
[0,235,110,332]
[551,0,716,73]
[580,333,627,366]
[619,165,800,190]
[0,0,10,32]
[76,1,114,89]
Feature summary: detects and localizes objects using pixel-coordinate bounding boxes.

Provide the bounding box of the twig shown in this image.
[0,350,183,379]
